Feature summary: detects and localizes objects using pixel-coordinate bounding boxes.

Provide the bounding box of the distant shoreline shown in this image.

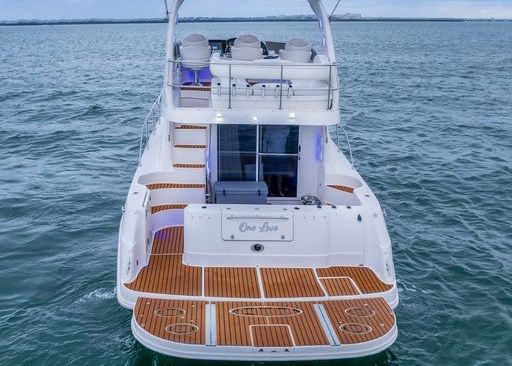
[1,17,510,26]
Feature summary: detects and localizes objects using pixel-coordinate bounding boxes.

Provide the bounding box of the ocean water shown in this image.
[1,21,511,365]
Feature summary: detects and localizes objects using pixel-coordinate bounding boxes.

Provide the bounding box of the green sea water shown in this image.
[0,21,511,365]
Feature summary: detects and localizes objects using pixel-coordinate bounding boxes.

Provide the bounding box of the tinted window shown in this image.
[259,125,299,154]
[218,125,257,181]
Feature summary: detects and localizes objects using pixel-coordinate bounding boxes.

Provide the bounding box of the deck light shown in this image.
[216,112,222,119]
[289,112,296,119]
[252,116,258,122]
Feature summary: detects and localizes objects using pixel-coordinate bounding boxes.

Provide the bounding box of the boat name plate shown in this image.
[221,210,293,242]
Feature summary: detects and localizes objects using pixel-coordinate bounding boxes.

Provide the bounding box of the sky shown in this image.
[1,0,512,21]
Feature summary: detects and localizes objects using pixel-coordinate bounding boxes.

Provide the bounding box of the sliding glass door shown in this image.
[218,124,299,197]
[258,125,299,197]
[218,124,257,181]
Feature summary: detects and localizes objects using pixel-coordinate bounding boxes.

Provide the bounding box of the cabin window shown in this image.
[218,124,299,197]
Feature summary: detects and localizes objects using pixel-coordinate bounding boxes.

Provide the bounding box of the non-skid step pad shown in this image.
[175,125,208,130]
[173,163,206,168]
[133,297,395,347]
[151,204,188,215]
[174,144,206,148]
[146,183,206,190]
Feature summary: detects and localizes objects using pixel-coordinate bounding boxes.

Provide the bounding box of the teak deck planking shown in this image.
[327,184,355,193]
[150,204,188,215]
[126,226,394,298]
[260,268,325,298]
[204,267,260,298]
[173,163,206,168]
[146,183,206,190]
[134,297,395,347]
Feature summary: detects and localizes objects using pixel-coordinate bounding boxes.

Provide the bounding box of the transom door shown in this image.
[218,124,300,198]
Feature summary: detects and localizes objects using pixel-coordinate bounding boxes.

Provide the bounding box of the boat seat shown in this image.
[231,46,263,61]
[279,38,312,63]
[280,49,312,63]
[180,44,211,85]
[234,34,261,48]
[182,33,209,48]
[284,38,312,52]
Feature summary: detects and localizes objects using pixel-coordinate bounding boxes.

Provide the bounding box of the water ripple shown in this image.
[1,21,511,366]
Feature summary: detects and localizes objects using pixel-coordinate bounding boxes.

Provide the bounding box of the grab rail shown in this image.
[138,90,163,166]
[168,59,338,111]
[336,123,355,169]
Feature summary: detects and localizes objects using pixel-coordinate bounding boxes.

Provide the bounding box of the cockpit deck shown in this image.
[125,226,393,299]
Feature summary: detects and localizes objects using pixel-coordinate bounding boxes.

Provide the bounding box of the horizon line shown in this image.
[1,16,511,25]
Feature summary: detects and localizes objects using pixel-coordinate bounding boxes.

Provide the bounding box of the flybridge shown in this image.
[162,0,340,125]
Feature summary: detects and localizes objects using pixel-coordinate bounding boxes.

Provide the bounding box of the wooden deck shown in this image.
[174,144,206,149]
[173,163,206,168]
[260,268,324,298]
[327,184,355,193]
[125,227,393,298]
[151,204,188,214]
[175,125,207,130]
[134,297,395,347]
[134,298,205,345]
[204,267,260,298]
[147,183,206,190]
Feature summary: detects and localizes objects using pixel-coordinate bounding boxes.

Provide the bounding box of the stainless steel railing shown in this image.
[138,90,163,166]
[336,122,355,169]
[168,59,339,110]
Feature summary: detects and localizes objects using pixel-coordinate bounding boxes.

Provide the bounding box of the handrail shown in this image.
[138,90,163,166]
[336,123,355,169]
[168,58,338,111]
[168,58,338,68]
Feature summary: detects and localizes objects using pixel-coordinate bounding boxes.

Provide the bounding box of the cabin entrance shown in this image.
[217,124,299,198]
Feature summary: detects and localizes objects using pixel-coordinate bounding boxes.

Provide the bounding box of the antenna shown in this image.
[328,0,342,22]
[163,0,170,17]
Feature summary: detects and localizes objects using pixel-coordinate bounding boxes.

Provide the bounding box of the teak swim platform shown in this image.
[117,0,399,361]
[133,298,395,349]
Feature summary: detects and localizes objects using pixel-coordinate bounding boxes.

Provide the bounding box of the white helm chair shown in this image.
[285,38,312,52]
[280,38,312,63]
[234,34,261,48]
[180,45,211,85]
[182,33,209,47]
[280,49,312,63]
[231,46,263,61]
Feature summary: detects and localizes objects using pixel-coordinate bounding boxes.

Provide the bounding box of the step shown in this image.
[175,124,208,130]
[170,164,206,181]
[173,146,206,164]
[327,184,354,193]
[174,128,207,146]
[151,204,188,214]
[148,185,206,206]
[147,183,206,190]
[173,163,206,169]
[174,144,206,148]
[139,171,205,185]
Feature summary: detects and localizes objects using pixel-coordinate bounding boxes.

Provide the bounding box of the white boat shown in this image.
[117,0,399,361]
